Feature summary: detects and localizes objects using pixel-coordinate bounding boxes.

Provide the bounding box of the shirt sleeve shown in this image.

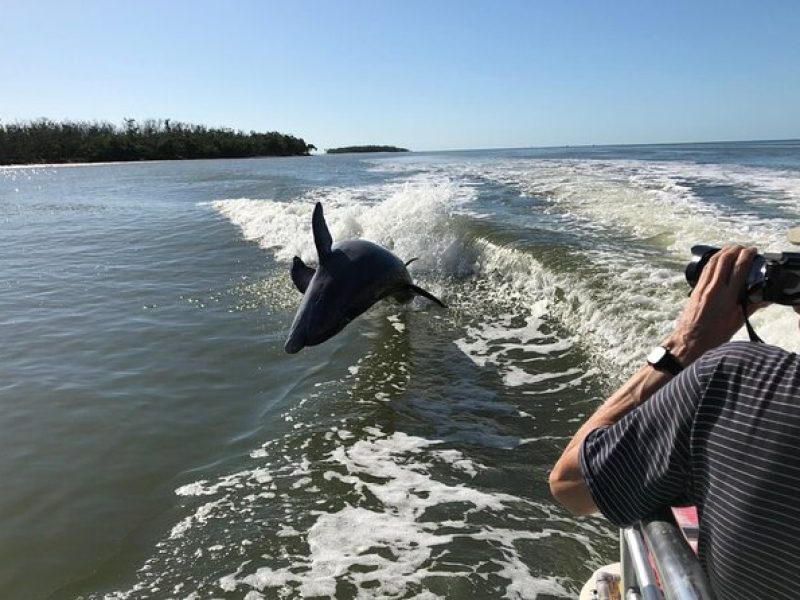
[579,358,706,527]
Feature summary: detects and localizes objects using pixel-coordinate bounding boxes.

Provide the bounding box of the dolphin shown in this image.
[284,202,446,353]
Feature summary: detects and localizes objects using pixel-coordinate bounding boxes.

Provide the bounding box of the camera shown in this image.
[686,245,800,305]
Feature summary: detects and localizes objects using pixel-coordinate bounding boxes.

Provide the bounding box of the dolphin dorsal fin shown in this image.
[312,202,333,261]
[291,256,316,294]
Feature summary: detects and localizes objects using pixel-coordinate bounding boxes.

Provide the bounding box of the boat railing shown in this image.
[619,508,716,600]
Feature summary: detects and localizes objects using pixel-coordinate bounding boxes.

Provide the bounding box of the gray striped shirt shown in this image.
[580,341,800,598]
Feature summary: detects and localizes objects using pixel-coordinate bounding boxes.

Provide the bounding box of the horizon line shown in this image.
[412,137,800,154]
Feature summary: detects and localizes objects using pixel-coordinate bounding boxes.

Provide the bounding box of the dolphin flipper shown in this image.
[312,202,333,261]
[291,256,316,294]
[408,284,447,308]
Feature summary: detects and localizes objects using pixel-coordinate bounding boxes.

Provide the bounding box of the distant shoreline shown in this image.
[326,145,409,154]
[0,118,316,166]
[0,155,315,170]
[4,138,795,168]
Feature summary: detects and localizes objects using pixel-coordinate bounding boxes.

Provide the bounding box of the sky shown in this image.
[1,0,799,151]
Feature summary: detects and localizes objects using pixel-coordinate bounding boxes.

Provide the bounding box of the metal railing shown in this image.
[620,509,716,600]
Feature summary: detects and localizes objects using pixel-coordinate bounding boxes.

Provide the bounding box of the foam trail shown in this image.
[371,157,800,253]
[369,157,800,364]
[216,431,576,599]
[213,175,475,272]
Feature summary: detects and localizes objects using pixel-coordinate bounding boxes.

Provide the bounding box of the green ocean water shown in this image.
[2,141,799,599]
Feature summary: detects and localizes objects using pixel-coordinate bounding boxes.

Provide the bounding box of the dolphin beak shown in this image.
[284,321,307,354]
[284,332,305,354]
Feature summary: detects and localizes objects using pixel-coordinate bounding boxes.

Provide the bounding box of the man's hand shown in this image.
[664,245,761,366]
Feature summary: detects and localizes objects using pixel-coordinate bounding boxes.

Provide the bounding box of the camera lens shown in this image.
[685,245,719,287]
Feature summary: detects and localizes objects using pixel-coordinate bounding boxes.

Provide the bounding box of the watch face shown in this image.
[647,346,667,364]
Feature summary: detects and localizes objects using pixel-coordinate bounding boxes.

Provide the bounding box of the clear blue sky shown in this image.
[1,0,798,151]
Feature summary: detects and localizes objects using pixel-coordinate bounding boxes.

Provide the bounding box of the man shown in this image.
[549,245,800,598]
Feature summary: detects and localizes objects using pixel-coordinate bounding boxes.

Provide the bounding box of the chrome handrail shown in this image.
[621,527,662,600]
[621,509,716,600]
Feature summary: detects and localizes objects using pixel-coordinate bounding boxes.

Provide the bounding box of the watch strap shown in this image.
[647,346,684,376]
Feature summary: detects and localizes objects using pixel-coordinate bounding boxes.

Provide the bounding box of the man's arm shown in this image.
[549,245,758,515]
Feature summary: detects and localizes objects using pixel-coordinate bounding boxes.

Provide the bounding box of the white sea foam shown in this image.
[478,159,793,254]
[372,156,800,252]
[213,174,475,272]
[169,499,225,540]
[129,416,588,598]
[176,470,258,496]
[367,157,800,364]
[227,431,575,599]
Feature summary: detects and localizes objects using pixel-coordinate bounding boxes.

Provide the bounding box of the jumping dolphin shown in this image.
[284,202,446,353]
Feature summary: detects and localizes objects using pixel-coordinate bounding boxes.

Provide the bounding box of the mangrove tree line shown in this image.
[0,118,316,164]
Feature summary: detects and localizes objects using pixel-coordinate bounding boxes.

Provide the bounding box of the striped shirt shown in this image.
[580,341,800,599]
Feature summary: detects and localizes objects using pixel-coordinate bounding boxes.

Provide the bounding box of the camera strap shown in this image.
[741,297,764,344]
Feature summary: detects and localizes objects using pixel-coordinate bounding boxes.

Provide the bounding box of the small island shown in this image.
[0,118,316,165]
[326,145,409,154]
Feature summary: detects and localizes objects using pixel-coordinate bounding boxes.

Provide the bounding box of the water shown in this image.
[2,141,799,600]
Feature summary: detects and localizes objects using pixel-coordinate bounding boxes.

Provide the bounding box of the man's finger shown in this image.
[730,246,756,291]
[704,245,742,289]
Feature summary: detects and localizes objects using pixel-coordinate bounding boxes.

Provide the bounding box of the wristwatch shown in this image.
[646,346,684,376]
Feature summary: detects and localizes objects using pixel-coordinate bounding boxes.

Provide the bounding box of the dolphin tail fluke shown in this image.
[291,256,316,293]
[408,284,447,308]
[404,257,419,266]
[312,202,333,261]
